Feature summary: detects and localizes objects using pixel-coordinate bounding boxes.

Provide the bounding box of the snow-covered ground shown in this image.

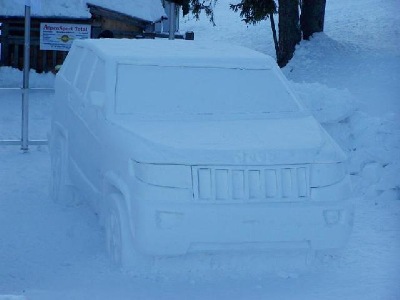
[1,0,399,299]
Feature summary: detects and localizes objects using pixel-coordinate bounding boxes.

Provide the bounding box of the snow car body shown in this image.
[50,39,353,262]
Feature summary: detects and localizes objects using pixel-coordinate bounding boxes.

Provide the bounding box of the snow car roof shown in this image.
[73,39,275,70]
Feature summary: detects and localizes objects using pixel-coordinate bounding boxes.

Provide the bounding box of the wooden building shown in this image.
[0,0,187,73]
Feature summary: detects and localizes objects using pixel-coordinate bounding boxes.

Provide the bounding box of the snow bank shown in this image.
[284,79,399,202]
[284,25,400,205]
[0,67,54,140]
[0,67,54,88]
[349,112,400,199]
[291,82,357,124]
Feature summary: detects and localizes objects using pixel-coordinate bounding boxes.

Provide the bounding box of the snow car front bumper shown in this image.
[131,198,354,256]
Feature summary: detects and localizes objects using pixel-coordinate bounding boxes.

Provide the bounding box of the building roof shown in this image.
[0,0,166,22]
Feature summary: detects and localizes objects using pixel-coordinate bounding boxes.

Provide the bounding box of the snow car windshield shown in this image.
[115,65,301,116]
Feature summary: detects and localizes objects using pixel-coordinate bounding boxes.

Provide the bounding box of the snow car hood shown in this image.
[111,115,347,165]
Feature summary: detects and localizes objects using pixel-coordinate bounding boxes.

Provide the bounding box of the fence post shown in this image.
[168,2,176,40]
[21,3,31,152]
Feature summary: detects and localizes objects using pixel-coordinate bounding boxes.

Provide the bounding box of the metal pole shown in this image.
[21,4,31,152]
[168,2,176,40]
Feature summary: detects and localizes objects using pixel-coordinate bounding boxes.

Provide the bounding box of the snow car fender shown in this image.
[102,171,134,235]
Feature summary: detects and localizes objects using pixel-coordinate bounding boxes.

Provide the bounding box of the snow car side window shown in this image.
[87,58,106,95]
[63,46,84,84]
[75,49,96,98]
[84,57,107,109]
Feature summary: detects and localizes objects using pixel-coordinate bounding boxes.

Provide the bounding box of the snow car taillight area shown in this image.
[50,38,353,269]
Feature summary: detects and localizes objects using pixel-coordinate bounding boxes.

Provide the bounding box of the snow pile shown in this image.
[284,33,400,117]
[0,67,54,88]
[284,29,400,206]
[0,67,54,141]
[290,78,399,202]
[291,82,357,124]
[349,112,400,201]
[325,0,400,55]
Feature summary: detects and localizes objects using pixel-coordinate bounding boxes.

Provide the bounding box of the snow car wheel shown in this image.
[106,197,123,265]
[105,194,147,270]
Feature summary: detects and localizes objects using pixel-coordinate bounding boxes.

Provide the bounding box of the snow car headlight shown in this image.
[310,162,347,187]
[132,160,192,188]
[310,162,351,202]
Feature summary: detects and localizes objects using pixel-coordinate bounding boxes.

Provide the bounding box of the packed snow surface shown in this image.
[1,0,399,299]
[0,0,166,22]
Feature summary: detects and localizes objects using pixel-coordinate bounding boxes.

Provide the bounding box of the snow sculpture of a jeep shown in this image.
[50,39,353,267]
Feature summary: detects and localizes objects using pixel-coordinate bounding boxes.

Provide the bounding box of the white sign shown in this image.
[40,23,91,51]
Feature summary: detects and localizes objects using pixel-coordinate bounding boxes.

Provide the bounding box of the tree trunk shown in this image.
[269,13,280,59]
[300,0,326,40]
[277,0,301,67]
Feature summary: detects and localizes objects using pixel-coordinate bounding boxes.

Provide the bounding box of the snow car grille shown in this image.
[192,166,310,201]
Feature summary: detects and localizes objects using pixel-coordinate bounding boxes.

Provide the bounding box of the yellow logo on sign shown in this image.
[59,35,74,43]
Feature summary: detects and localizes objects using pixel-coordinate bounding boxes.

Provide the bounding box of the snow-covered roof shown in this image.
[0,0,166,23]
[75,39,275,70]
